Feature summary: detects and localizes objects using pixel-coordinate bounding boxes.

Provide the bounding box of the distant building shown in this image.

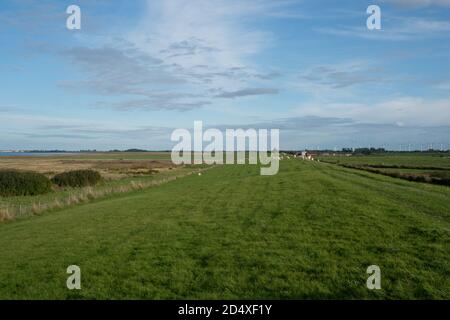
[300,151,316,161]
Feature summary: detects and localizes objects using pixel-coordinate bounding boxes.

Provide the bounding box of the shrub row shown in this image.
[0,169,103,197]
[51,170,102,188]
[0,170,52,196]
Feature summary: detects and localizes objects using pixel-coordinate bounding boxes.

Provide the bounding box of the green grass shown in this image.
[318,153,450,186]
[0,167,197,220]
[319,153,450,168]
[0,160,449,299]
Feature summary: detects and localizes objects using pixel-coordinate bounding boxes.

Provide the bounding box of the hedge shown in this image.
[51,170,102,188]
[0,170,52,196]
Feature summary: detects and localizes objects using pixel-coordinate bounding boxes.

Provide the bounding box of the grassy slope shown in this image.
[0,160,449,299]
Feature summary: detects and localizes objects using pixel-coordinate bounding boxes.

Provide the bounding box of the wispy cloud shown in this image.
[215,88,279,99]
[60,44,177,93]
[59,43,213,111]
[214,115,450,149]
[317,16,450,41]
[384,0,450,8]
[0,112,174,148]
[298,61,386,90]
[54,0,292,112]
[95,99,211,112]
[160,38,221,58]
[296,97,450,127]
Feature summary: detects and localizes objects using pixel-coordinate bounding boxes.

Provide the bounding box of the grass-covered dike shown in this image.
[0,159,448,299]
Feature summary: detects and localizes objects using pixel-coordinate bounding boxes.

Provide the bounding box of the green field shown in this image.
[319,153,450,187]
[319,153,450,168]
[0,159,449,299]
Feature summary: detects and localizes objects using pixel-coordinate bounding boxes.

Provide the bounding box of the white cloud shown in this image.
[293,60,400,102]
[0,111,174,149]
[385,0,450,7]
[317,16,450,41]
[298,60,386,90]
[296,97,450,127]
[127,0,281,91]
[58,0,290,111]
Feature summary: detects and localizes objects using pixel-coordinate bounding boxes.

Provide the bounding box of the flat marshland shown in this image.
[0,153,449,299]
[0,152,173,178]
[0,152,193,220]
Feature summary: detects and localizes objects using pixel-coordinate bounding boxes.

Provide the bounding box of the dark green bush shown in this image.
[0,170,52,196]
[52,170,102,188]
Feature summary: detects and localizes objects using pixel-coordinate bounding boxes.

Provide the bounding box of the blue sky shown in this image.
[1,0,449,150]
